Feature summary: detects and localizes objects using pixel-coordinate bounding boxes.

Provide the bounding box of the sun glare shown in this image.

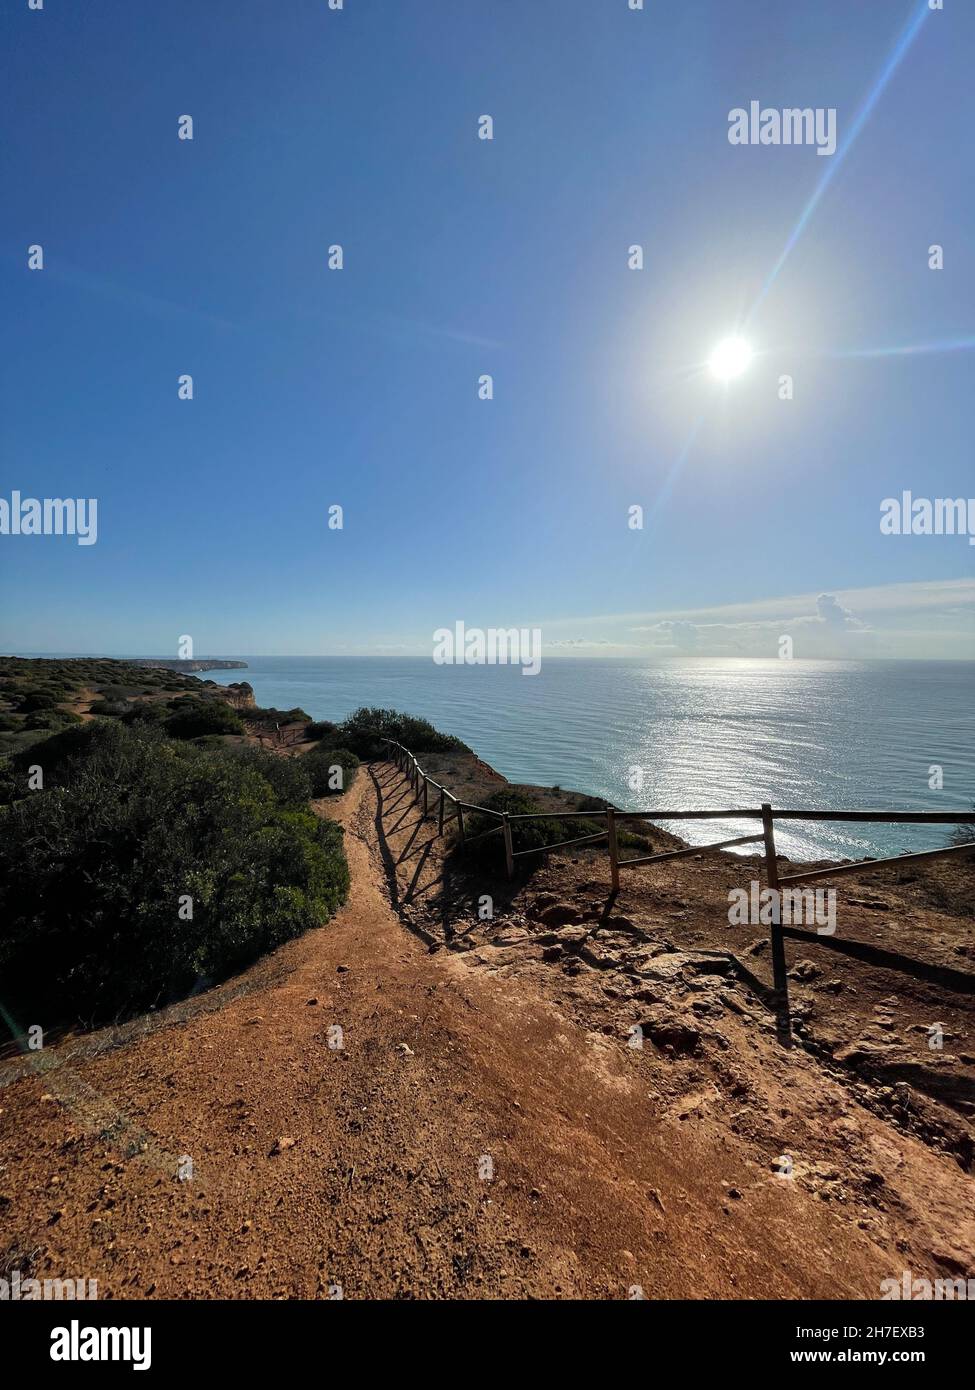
[708,335,753,381]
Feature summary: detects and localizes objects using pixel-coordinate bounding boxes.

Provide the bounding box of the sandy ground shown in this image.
[1,762,972,1300]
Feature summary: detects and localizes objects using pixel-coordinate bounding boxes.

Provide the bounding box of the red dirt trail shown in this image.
[0,765,965,1300]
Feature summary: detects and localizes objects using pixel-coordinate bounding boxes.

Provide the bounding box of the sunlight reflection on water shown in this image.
[203,657,974,862]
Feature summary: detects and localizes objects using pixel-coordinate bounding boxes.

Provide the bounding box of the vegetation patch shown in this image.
[0,713,349,1027]
[461,789,651,876]
[304,745,361,796]
[334,707,470,761]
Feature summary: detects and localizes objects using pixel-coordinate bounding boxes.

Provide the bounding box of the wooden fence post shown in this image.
[438,788,445,836]
[606,807,620,893]
[456,801,466,845]
[502,813,514,879]
[761,802,790,1042]
[422,776,428,817]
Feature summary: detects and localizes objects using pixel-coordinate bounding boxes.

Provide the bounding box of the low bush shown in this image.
[0,722,348,1024]
[89,698,134,717]
[304,745,360,796]
[218,745,312,809]
[456,789,631,872]
[335,707,469,761]
[305,720,338,743]
[17,691,62,714]
[123,702,170,725]
[165,701,244,739]
[24,709,84,731]
[249,706,312,727]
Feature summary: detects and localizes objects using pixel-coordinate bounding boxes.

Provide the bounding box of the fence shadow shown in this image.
[780,926,975,994]
[368,762,443,950]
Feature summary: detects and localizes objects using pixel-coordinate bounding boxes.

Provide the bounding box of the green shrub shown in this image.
[304,746,360,796]
[248,706,312,728]
[335,707,469,760]
[24,709,83,731]
[219,745,312,809]
[17,691,61,713]
[123,701,170,725]
[0,721,348,1024]
[305,720,338,743]
[0,728,50,766]
[165,701,244,739]
[97,683,153,701]
[462,789,605,874]
[89,698,133,717]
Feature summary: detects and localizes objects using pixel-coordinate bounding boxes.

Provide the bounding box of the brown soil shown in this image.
[1,759,972,1300]
[65,688,98,721]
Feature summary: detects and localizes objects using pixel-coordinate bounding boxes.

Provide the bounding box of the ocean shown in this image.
[200,656,974,863]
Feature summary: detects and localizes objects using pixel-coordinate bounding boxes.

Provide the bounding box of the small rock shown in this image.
[930,1248,971,1278]
[539,903,583,927]
[270,1136,298,1156]
[641,1009,702,1057]
[493,926,531,946]
[604,914,638,932]
[529,894,560,916]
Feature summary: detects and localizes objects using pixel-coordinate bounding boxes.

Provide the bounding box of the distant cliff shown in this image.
[205,680,256,710]
[128,659,248,673]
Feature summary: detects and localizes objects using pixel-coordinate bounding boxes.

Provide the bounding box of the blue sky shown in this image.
[1,0,972,660]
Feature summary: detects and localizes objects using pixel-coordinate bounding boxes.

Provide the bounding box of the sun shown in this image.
[708,335,753,381]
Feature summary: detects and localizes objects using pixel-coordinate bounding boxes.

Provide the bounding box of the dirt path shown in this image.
[0,766,923,1299]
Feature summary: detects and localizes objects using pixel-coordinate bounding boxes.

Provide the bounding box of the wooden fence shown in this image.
[381,738,975,1036]
[382,736,974,881]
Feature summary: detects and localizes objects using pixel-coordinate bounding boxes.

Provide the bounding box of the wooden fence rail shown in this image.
[382,738,975,881]
[380,737,975,1041]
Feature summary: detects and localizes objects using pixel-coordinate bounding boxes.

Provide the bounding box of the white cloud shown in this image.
[815,592,862,629]
[540,579,974,660]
